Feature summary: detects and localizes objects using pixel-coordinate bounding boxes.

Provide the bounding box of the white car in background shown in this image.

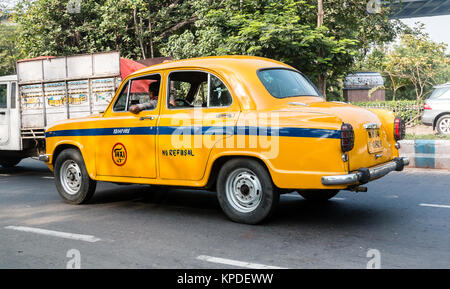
[422,83,450,135]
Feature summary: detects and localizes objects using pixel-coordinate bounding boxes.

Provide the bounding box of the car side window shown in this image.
[209,75,232,107]
[113,82,129,112]
[128,74,161,111]
[167,71,232,109]
[168,71,207,109]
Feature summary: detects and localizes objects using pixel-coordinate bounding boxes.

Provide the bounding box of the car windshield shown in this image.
[429,86,450,100]
[257,69,320,98]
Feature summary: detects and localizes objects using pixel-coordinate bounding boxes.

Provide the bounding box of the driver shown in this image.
[129,81,177,114]
[129,81,161,114]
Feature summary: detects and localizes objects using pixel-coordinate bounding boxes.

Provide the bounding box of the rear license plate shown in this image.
[367,128,383,154]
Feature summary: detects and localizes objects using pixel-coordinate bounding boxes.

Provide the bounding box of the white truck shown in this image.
[0,51,122,167]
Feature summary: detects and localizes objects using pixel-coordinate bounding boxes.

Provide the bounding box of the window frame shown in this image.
[256,67,323,99]
[166,70,233,110]
[112,73,162,113]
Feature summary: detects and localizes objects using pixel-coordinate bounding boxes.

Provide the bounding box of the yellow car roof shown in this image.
[129,55,293,77]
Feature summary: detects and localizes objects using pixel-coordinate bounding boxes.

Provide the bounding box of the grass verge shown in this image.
[405,134,450,140]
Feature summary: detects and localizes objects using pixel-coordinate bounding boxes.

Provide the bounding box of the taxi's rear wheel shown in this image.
[298,190,339,202]
[54,148,96,204]
[216,158,279,224]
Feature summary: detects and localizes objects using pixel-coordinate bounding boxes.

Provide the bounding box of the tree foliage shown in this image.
[6,0,404,97]
[361,28,449,103]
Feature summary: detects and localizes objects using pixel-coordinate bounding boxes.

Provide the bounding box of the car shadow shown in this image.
[89,186,393,228]
[0,161,52,176]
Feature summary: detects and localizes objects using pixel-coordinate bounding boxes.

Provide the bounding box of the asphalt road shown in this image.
[0,158,449,269]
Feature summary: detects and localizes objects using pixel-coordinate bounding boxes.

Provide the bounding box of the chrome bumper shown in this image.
[38,154,50,162]
[322,157,410,186]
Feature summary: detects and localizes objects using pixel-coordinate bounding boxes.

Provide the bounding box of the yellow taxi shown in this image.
[42,56,409,224]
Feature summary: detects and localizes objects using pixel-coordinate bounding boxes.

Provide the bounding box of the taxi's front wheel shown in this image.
[216,158,279,224]
[54,148,96,204]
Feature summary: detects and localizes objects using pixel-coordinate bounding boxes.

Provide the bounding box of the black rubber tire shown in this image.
[216,158,279,224]
[298,190,339,202]
[436,115,450,135]
[54,148,96,204]
[0,158,22,168]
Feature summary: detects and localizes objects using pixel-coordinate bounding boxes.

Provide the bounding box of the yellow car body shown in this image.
[43,56,408,224]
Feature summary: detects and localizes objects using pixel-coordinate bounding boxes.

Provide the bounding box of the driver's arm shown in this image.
[130,99,157,114]
[169,96,176,107]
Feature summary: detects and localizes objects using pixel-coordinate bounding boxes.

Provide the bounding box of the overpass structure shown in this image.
[388,0,450,18]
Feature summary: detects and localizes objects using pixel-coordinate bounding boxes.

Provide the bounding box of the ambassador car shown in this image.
[42,56,409,224]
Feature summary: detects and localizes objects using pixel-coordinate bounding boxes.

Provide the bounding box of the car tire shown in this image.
[54,148,96,204]
[298,190,339,202]
[436,115,450,135]
[216,158,279,224]
[0,158,22,168]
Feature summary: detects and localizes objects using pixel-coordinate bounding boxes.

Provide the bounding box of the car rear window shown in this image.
[429,87,450,100]
[257,69,320,98]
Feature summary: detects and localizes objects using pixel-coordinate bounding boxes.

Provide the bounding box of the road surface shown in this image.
[0,158,449,269]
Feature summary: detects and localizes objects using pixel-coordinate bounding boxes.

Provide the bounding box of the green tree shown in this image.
[12,0,200,59]
[0,4,23,76]
[10,0,403,98]
[387,33,449,105]
[0,23,23,76]
[161,0,402,99]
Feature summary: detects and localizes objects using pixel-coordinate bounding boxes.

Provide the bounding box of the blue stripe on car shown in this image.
[45,126,341,139]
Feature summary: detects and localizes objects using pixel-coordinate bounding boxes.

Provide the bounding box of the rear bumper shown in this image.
[321,157,410,186]
[421,114,434,126]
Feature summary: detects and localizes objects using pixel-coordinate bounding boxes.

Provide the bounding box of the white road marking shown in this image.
[419,203,450,209]
[196,255,286,269]
[4,226,101,242]
[283,194,345,201]
[42,176,54,179]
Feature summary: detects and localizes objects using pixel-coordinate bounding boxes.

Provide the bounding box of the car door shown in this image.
[157,70,240,181]
[95,73,162,178]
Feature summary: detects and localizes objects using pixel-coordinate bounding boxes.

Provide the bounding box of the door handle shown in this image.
[216,113,234,118]
[0,112,5,115]
[139,116,155,121]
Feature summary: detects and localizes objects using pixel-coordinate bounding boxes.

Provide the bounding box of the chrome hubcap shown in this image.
[225,169,262,213]
[439,118,450,134]
[60,160,82,195]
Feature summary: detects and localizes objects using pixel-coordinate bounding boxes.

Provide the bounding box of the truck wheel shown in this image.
[0,158,22,168]
[298,190,339,202]
[54,149,96,204]
[216,158,279,224]
[436,115,450,135]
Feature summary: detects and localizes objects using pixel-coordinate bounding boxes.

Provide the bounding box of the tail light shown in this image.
[394,117,405,141]
[424,103,432,110]
[341,123,354,152]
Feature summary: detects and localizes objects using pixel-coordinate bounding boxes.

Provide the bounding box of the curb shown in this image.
[399,140,450,169]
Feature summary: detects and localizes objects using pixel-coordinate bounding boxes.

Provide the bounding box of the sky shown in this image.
[400,15,450,53]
